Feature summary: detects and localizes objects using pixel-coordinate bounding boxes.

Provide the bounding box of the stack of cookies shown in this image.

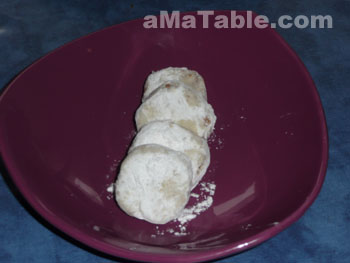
[115,67,217,224]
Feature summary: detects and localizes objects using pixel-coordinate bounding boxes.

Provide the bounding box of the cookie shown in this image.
[135,81,216,139]
[130,120,210,188]
[143,67,207,101]
[115,144,192,224]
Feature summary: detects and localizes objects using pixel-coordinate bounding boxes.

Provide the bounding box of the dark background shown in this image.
[0,0,349,262]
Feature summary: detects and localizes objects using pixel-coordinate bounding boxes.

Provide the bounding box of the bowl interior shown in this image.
[0,11,327,262]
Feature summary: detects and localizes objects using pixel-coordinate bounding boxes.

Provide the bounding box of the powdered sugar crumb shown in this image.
[156,228,165,235]
[178,182,215,225]
[93,225,100,231]
[174,232,188,236]
[107,183,114,193]
[208,130,224,150]
[177,195,213,225]
[109,159,120,172]
[174,181,215,235]
[190,193,199,198]
[105,183,115,200]
[125,129,137,141]
[167,228,174,234]
[208,132,217,144]
[105,158,122,199]
[150,181,216,238]
[200,182,216,195]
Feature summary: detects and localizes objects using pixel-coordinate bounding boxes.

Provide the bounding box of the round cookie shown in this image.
[115,144,192,224]
[129,120,210,188]
[135,81,216,139]
[143,67,207,101]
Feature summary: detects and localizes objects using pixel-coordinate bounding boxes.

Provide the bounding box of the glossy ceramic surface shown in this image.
[0,11,328,263]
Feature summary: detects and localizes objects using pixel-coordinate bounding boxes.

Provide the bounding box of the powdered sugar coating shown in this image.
[135,81,216,139]
[115,144,192,224]
[143,67,207,101]
[129,120,210,188]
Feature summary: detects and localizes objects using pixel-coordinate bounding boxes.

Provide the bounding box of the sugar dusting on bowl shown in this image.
[177,182,216,225]
[149,181,216,237]
[175,182,216,233]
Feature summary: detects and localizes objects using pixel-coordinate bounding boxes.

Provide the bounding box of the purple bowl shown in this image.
[0,11,328,263]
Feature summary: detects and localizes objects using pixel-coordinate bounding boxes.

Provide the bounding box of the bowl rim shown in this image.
[0,10,329,263]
